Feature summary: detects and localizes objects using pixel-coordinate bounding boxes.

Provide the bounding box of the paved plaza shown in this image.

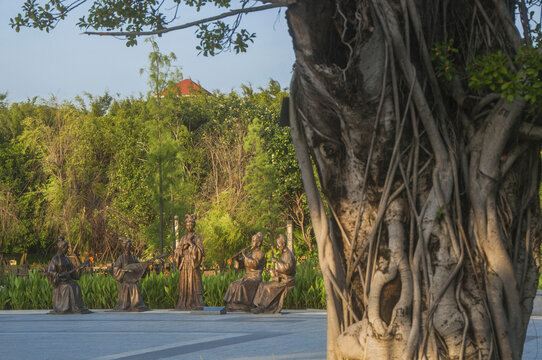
[1,309,542,359]
[0,309,326,360]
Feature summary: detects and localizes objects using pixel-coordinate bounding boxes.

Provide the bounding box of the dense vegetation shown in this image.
[0,79,315,267]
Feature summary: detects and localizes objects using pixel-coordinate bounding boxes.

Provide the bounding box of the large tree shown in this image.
[12,1,542,359]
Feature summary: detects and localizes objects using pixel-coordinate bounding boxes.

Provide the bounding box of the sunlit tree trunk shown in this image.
[286,1,541,358]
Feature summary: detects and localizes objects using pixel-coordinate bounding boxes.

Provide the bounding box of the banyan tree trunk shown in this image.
[285,0,541,359]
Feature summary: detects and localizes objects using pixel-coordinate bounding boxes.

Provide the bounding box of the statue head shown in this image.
[251,232,264,249]
[57,236,68,255]
[184,213,197,232]
[276,234,287,251]
[119,237,133,254]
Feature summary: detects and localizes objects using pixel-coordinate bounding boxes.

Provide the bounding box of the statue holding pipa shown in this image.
[112,237,164,312]
[47,236,92,314]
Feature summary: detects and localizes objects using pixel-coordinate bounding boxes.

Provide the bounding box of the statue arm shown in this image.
[112,256,126,282]
[46,260,59,286]
[68,261,81,280]
[244,250,264,269]
[243,252,256,268]
[71,268,82,280]
[174,247,182,268]
[275,252,295,274]
[195,235,204,254]
[176,237,192,260]
[192,236,204,266]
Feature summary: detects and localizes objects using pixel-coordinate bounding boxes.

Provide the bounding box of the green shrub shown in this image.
[0,261,326,310]
[80,273,117,309]
[284,260,326,309]
[203,270,242,306]
[198,206,245,269]
[0,269,51,310]
[141,271,178,308]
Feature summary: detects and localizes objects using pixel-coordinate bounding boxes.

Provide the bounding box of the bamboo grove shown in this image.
[0,81,315,266]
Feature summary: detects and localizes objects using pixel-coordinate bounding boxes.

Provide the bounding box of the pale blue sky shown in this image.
[0,2,295,103]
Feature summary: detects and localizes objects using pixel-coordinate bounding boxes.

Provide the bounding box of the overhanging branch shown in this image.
[256,0,295,4]
[83,1,295,37]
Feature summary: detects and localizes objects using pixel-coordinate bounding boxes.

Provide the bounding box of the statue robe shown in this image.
[252,248,296,314]
[112,253,149,312]
[175,233,204,310]
[223,248,265,311]
[47,254,91,314]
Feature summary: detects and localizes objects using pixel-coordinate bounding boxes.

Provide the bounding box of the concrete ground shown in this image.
[0,309,326,360]
[1,309,541,359]
[523,317,542,359]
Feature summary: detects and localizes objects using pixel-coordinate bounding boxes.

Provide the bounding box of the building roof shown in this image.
[162,79,211,96]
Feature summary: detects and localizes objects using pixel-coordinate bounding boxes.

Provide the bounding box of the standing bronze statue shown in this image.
[252,234,296,314]
[223,232,266,312]
[47,236,91,314]
[111,237,150,312]
[174,214,204,310]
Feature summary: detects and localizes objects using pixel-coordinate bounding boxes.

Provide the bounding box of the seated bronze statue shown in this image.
[47,236,91,314]
[111,237,150,312]
[252,234,296,314]
[223,232,265,312]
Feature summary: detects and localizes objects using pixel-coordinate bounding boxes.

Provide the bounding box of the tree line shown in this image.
[0,80,314,268]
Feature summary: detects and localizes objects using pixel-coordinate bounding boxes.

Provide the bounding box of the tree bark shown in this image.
[286,1,541,359]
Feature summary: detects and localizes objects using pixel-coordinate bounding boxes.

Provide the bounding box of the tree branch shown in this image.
[501,143,528,178]
[519,122,542,140]
[492,0,522,51]
[518,0,532,44]
[83,2,294,37]
[373,0,448,166]
[256,0,294,4]
[289,75,346,357]
[471,93,500,117]
[479,98,525,180]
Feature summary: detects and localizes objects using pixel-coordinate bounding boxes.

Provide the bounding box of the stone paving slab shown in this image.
[523,317,542,359]
[0,309,326,360]
[1,310,542,359]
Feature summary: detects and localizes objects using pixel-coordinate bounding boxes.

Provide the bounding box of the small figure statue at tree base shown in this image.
[174,214,205,310]
[223,232,266,312]
[47,236,91,314]
[111,237,150,312]
[252,234,296,314]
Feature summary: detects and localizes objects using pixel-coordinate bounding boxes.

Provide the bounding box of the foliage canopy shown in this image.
[10,0,285,53]
[0,80,313,266]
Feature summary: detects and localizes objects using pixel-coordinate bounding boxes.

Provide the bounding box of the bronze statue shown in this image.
[223,232,266,312]
[111,237,150,312]
[252,234,296,314]
[47,236,91,314]
[174,214,204,310]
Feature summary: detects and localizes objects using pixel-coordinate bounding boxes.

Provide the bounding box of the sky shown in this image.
[0,2,295,103]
